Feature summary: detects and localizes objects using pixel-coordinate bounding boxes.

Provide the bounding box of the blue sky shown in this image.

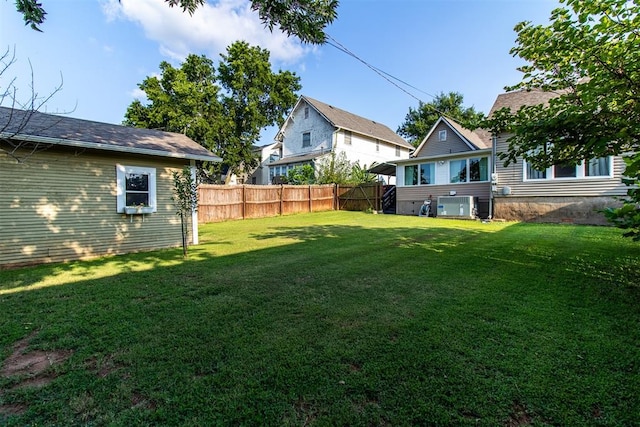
[1,0,558,145]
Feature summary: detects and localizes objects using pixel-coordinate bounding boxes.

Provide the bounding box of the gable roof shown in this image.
[488,88,560,117]
[0,107,220,162]
[413,116,492,156]
[300,96,413,149]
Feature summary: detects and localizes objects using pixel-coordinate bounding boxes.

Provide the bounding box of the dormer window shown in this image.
[439,130,447,141]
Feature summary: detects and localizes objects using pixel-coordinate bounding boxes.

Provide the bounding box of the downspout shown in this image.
[489,134,498,220]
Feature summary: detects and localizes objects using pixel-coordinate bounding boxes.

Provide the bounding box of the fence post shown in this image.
[280,184,284,215]
[242,185,246,219]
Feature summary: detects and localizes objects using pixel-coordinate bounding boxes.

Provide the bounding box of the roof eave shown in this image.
[401,148,493,163]
[1,132,221,162]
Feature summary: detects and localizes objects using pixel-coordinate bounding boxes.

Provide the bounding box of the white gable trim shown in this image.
[412,116,477,158]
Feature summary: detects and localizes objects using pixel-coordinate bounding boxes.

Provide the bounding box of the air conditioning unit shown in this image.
[436,196,477,218]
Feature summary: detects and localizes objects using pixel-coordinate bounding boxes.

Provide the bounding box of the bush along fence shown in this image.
[197,183,384,223]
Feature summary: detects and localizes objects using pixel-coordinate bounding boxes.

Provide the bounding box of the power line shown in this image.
[325,34,449,117]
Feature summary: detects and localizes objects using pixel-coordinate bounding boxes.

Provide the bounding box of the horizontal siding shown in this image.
[396,182,491,217]
[495,134,628,197]
[415,122,473,157]
[1,146,191,267]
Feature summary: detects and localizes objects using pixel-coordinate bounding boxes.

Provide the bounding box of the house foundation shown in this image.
[493,196,623,225]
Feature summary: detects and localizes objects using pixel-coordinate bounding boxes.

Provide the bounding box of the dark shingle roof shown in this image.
[302,96,413,149]
[488,88,560,117]
[0,107,220,162]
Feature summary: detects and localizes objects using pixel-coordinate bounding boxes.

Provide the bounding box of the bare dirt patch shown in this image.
[1,333,72,380]
[1,332,73,418]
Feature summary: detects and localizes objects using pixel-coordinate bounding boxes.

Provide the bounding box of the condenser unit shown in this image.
[436,196,477,218]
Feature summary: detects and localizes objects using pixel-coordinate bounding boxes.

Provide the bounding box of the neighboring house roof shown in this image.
[269,151,326,166]
[488,88,560,116]
[300,96,413,149]
[413,116,492,156]
[0,107,220,162]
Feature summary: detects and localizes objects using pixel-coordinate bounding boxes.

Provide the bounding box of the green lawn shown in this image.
[1,211,639,426]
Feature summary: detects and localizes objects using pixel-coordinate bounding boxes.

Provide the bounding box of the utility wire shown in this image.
[325,34,452,119]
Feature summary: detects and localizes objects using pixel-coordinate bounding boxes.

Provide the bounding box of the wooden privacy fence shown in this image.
[198,184,333,223]
[336,183,383,212]
[198,183,384,223]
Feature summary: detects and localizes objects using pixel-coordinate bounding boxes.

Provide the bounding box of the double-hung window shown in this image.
[302,132,311,148]
[116,165,157,213]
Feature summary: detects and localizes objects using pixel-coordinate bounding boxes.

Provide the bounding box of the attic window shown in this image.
[116,164,157,213]
[302,132,311,147]
[439,130,447,141]
[344,130,352,145]
[304,106,309,119]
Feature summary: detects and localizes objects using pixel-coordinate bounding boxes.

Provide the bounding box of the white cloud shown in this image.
[102,0,309,64]
[129,87,147,100]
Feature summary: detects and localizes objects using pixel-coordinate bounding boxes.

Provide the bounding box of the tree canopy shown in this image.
[14,0,338,44]
[124,41,301,183]
[397,92,484,147]
[484,0,640,239]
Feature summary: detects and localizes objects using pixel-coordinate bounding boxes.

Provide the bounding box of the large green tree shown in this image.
[215,41,301,182]
[124,41,301,183]
[485,0,640,239]
[397,92,484,147]
[14,0,338,44]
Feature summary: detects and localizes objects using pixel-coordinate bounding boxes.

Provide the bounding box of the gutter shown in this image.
[0,132,221,162]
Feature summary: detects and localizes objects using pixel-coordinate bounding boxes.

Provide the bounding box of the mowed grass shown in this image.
[1,211,639,426]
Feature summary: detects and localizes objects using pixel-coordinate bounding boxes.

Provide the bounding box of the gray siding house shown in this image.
[394,116,493,217]
[389,89,627,223]
[0,107,220,267]
[490,89,628,224]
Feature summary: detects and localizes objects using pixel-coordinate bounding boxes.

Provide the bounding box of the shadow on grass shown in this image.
[1,218,639,425]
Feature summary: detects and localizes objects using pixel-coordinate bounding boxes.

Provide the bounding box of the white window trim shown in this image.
[439,130,447,141]
[449,157,490,184]
[116,164,157,213]
[522,157,613,181]
[401,162,437,186]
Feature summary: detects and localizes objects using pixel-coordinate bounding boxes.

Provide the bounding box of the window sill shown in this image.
[124,206,154,215]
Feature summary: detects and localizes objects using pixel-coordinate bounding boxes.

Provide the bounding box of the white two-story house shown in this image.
[250,96,413,184]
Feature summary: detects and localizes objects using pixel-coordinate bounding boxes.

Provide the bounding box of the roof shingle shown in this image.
[0,107,220,162]
[488,88,560,117]
[302,96,412,149]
